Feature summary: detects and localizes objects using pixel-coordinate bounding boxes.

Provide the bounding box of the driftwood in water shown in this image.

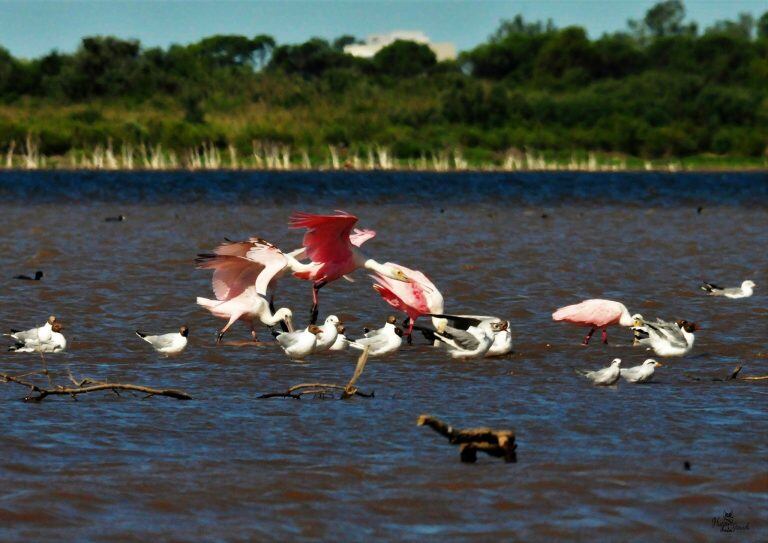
[686,365,742,382]
[417,414,517,463]
[685,364,768,382]
[259,347,373,400]
[0,369,192,402]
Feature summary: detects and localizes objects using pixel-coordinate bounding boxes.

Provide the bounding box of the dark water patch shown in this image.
[0,170,766,206]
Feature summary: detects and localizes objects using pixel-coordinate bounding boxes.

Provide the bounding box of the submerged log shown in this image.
[417,414,517,463]
[0,370,191,402]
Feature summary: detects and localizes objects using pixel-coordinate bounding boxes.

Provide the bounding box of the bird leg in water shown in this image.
[39,351,51,386]
[583,327,596,345]
[404,317,413,345]
[250,321,258,342]
[310,281,327,325]
[601,328,608,344]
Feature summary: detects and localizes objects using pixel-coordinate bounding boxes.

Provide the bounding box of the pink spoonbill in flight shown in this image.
[287,211,411,323]
[552,299,635,345]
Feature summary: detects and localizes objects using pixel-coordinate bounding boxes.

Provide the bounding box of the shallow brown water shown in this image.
[0,172,766,541]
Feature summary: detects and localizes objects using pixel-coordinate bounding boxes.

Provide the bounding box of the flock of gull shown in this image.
[5,211,756,387]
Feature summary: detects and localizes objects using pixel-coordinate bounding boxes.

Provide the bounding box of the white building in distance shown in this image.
[344,31,457,61]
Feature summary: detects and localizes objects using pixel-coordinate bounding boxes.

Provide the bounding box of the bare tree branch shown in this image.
[1,371,191,402]
[259,347,373,400]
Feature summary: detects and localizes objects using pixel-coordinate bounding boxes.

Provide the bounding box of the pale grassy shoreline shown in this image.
[2,137,767,173]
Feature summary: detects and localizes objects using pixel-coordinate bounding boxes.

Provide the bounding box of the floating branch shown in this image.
[259,347,373,400]
[0,370,192,402]
[685,365,742,382]
[417,414,517,463]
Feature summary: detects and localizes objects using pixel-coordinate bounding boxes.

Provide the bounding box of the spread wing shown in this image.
[349,228,376,247]
[428,313,486,330]
[646,322,687,348]
[435,327,480,351]
[197,238,288,300]
[246,239,289,296]
[289,210,357,264]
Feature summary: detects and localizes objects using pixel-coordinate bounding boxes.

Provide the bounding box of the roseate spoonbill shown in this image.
[136,326,189,354]
[620,359,663,383]
[9,323,66,353]
[423,314,513,356]
[370,262,443,343]
[700,280,755,299]
[15,270,43,280]
[430,319,507,359]
[633,319,697,357]
[552,299,634,345]
[7,315,56,344]
[288,211,410,323]
[574,358,622,385]
[196,239,293,343]
[350,318,403,357]
[312,315,340,353]
[275,325,322,360]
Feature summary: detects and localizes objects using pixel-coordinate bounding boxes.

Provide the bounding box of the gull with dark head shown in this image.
[275,325,322,360]
[136,326,189,354]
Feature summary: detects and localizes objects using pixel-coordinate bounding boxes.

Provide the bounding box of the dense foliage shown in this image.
[0,1,766,162]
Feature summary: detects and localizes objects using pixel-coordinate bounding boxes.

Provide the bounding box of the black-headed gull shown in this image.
[329,324,353,351]
[575,358,622,385]
[700,280,755,299]
[426,314,513,356]
[429,318,506,359]
[136,326,189,354]
[350,320,403,357]
[275,325,321,360]
[9,322,66,353]
[312,315,340,353]
[7,315,57,345]
[620,359,662,383]
[632,319,697,357]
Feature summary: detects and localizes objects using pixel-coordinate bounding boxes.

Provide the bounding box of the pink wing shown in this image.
[552,299,622,328]
[196,241,265,301]
[349,228,376,247]
[370,263,441,318]
[245,239,289,295]
[289,211,357,264]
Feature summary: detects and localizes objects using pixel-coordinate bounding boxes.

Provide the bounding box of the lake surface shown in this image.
[0,171,766,541]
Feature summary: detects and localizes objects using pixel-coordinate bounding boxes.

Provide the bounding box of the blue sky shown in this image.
[1,0,765,58]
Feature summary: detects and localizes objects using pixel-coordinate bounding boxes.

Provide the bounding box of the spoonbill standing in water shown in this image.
[196,239,294,343]
[552,299,635,345]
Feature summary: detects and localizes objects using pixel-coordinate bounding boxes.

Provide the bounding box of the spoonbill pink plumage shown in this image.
[287,211,410,323]
[552,299,634,345]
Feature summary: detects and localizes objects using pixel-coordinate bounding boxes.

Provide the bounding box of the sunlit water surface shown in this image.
[0,171,766,541]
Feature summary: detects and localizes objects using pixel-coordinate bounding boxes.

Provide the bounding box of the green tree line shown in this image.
[0,0,766,163]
